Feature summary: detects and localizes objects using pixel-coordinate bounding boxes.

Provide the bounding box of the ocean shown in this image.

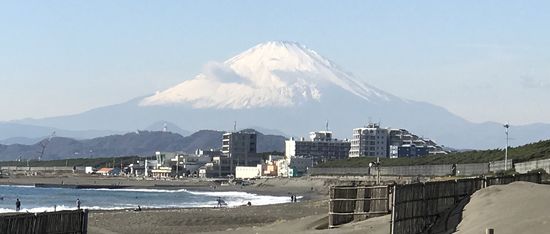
[0,185,291,213]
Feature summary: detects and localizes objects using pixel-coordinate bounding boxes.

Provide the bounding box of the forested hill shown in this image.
[0,130,285,161]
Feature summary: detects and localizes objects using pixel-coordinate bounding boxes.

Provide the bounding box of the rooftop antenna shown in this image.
[325,120,329,131]
[233,121,237,132]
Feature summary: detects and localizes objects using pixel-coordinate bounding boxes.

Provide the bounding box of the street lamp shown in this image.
[504,124,510,171]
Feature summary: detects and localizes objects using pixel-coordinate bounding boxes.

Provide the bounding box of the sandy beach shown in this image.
[455,181,550,234]
[87,199,391,234]
[0,175,393,234]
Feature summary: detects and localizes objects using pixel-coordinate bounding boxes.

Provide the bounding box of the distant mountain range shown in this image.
[0,122,121,144]
[0,121,191,145]
[4,41,550,149]
[0,129,285,161]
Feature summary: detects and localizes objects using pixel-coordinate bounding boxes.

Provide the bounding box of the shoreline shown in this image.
[0,175,328,216]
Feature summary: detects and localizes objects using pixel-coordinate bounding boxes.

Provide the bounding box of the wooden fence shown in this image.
[390,173,542,234]
[485,173,542,186]
[0,209,88,234]
[329,185,390,228]
[390,178,483,234]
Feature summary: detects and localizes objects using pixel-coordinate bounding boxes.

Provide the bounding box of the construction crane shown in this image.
[38,131,55,161]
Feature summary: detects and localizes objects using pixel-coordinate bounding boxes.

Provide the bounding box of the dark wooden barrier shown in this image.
[486,172,542,186]
[390,173,541,234]
[0,209,88,234]
[329,185,390,228]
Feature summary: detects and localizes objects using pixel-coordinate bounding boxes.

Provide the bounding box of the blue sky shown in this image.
[1,1,549,124]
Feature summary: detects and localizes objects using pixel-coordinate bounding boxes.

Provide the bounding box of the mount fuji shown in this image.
[141,41,395,109]
[12,41,550,149]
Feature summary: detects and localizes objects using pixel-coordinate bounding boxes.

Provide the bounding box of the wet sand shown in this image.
[88,200,327,234]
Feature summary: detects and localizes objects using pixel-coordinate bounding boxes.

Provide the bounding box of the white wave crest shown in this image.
[83,188,189,193]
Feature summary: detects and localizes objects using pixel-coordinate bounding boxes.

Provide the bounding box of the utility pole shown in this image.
[369,158,381,185]
[504,124,510,171]
[175,154,179,179]
[377,157,380,185]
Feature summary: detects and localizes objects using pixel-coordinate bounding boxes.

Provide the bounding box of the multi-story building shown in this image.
[222,130,260,174]
[389,144,429,158]
[285,131,350,165]
[350,123,389,157]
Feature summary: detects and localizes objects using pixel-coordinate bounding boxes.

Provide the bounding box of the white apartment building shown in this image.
[350,123,389,157]
[285,131,350,164]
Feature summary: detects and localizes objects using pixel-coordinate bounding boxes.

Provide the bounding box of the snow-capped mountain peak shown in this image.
[140,41,392,108]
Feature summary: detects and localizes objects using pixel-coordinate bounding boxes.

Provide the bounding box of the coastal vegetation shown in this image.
[3,139,550,169]
[319,139,550,167]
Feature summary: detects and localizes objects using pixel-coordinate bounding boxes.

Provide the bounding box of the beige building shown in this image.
[350,123,389,157]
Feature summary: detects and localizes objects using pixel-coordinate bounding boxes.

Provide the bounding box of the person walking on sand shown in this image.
[15,198,21,212]
[76,198,81,210]
[216,197,222,207]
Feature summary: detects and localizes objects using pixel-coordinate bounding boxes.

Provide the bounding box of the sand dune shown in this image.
[455,182,550,234]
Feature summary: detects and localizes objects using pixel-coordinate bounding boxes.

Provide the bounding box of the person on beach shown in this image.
[216,197,222,207]
[15,198,21,211]
[76,198,81,210]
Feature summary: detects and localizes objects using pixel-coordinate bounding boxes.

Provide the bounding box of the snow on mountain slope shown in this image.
[140,41,394,108]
